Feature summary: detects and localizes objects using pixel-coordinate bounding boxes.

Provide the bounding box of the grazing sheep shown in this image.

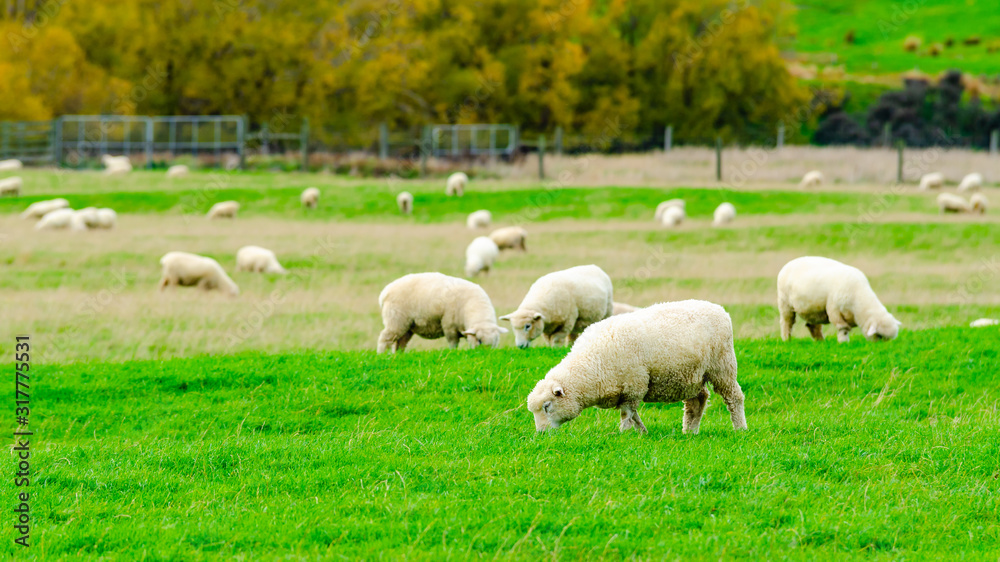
[0,176,22,196]
[464,236,500,277]
[207,200,240,219]
[102,155,133,176]
[21,198,69,219]
[446,172,468,196]
[377,272,508,352]
[958,173,983,192]
[660,205,685,227]
[970,318,999,328]
[971,193,988,214]
[919,172,945,190]
[713,202,736,226]
[500,264,613,348]
[937,193,971,214]
[799,170,824,188]
[95,208,117,229]
[70,207,101,231]
[34,208,75,230]
[301,187,320,209]
[489,226,527,251]
[235,245,288,274]
[166,164,189,178]
[611,302,637,315]
[467,209,492,229]
[526,300,746,435]
[396,191,413,215]
[158,251,240,296]
[0,159,23,171]
[778,256,901,343]
[654,199,685,222]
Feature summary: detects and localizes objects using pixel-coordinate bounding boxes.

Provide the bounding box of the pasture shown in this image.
[2,169,999,558]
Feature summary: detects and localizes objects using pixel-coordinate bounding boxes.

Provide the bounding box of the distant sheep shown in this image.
[958,173,982,192]
[102,155,133,176]
[919,172,944,190]
[937,193,971,214]
[446,172,468,196]
[489,226,527,251]
[971,193,988,214]
[70,207,101,231]
[970,318,998,328]
[467,210,492,229]
[799,170,824,188]
[21,198,69,219]
[0,176,21,196]
[0,159,23,171]
[660,205,685,227]
[713,202,736,226]
[464,236,500,277]
[207,200,240,219]
[612,302,637,315]
[166,164,189,178]
[301,187,320,209]
[95,208,117,229]
[34,208,75,230]
[158,251,239,296]
[654,199,685,222]
[236,245,288,274]
[396,191,413,215]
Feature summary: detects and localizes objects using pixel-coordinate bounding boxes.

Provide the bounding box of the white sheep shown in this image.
[489,226,527,251]
[158,251,239,296]
[660,205,685,227]
[654,199,685,222]
[21,198,68,219]
[34,208,75,230]
[166,164,189,178]
[713,202,736,226]
[102,155,133,176]
[467,209,492,230]
[799,170,824,188]
[778,256,901,343]
[970,318,999,328]
[70,207,101,231]
[919,172,944,190]
[500,264,613,348]
[937,193,971,214]
[464,236,500,277]
[526,300,746,435]
[0,159,23,171]
[446,172,468,196]
[0,176,22,196]
[397,191,413,215]
[958,173,982,192]
[235,245,288,274]
[207,200,240,219]
[611,302,637,315]
[377,272,508,352]
[95,208,117,229]
[301,187,320,209]
[971,193,988,214]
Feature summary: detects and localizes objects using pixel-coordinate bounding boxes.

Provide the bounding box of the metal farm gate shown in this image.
[0,120,56,164]
[429,124,517,157]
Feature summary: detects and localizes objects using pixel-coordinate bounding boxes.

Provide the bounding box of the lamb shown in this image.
[489,226,527,251]
[919,172,944,190]
[166,164,189,178]
[937,192,971,214]
[70,207,101,231]
[467,209,492,229]
[970,193,988,214]
[654,199,685,222]
[301,187,320,209]
[377,272,508,352]
[102,155,132,176]
[660,205,685,227]
[958,173,983,192]
[0,159,23,171]
[464,236,500,277]
[235,245,288,274]
[526,300,746,435]
[207,200,240,219]
[21,198,69,219]
[611,302,637,315]
[95,208,117,229]
[778,256,901,343]
[713,202,736,226]
[446,172,468,196]
[158,251,240,296]
[34,208,75,230]
[970,318,999,328]
[397,191,413,215]
[500,264,613,348]
[799,170,824,188]
[0,176,22,196]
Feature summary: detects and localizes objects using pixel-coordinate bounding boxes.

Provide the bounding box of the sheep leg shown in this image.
[707,350,747,431]
[779,305,795,341]
[377,329,401,354]
[619,403,647,434]
[683,387,710,435]
[807,323,824,342]
[158,276,171,291]
[394,331,414,352]
[836,326,851,343]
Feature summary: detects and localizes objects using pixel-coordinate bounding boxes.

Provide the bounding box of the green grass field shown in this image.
[2,170,999,558]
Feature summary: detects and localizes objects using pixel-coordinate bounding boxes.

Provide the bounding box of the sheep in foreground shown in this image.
[21,198,68,219]
[95,208,117,229]
[158,251,239,296]
[467,209,492,229]
[70,207,101,231]
[919,172,944,190]
[396,191,413,215]
[970,318,999,328]
[713,202,736,226]
[446,172,468,196]
[34,208,75,230]
[235,245,288,274]
[377,272,508,352]
[102,155,132,176]
[958,173,982,192]
[660,205,685,227]
[464,236,500,277]
[799,170,824,188]
[500,264,613,348]
[654,199,685,222]
[971,193,988,214]
[0,176,22,196]
[0,159,23,171]
[526,300,746,435]
[207,200,240,219]
[778,256,900,343]
[937,193,971,214]
[489,226,527,251]
[611,302,637,315]
[166,164,189,178]
[301,187,320,209]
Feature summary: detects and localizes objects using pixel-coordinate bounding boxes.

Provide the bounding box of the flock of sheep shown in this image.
[800,169,990,214]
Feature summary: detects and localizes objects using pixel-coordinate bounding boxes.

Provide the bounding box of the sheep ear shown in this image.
[499,314,511,322]
[553,385,564,397]
[533,313,544,321]
[866,325,877,337]
[497,327,509,334]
